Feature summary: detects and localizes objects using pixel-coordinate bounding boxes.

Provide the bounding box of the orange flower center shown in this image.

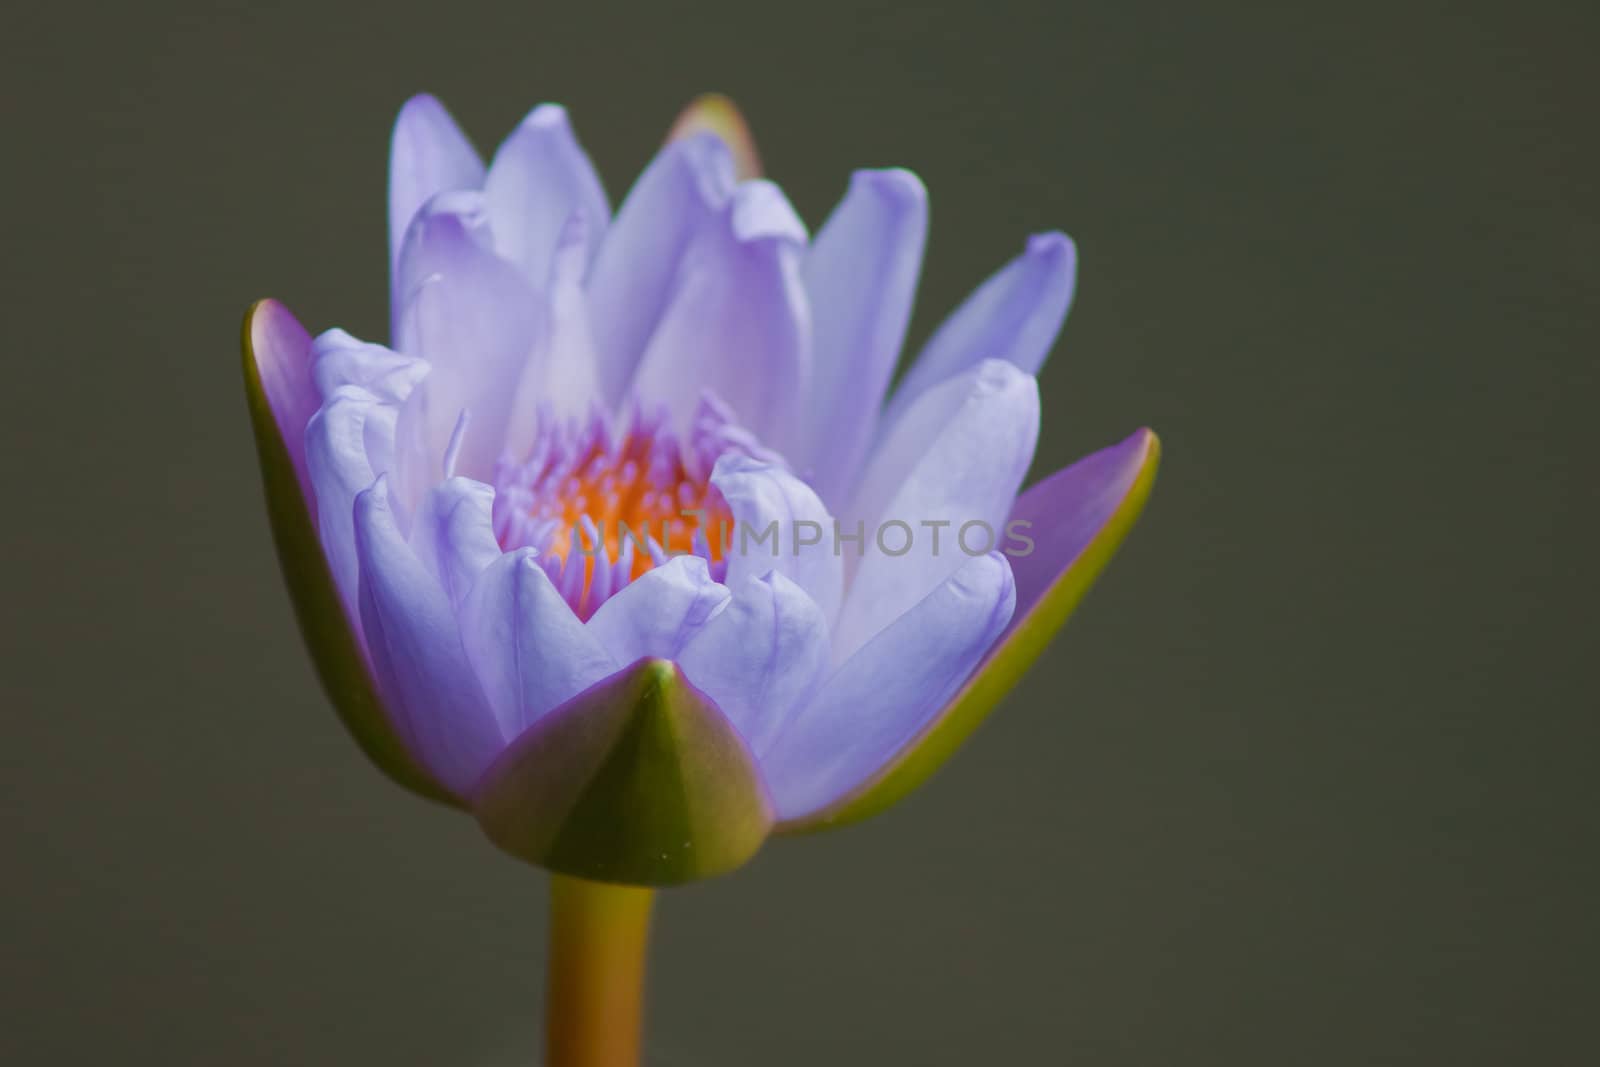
[492,409,741,619]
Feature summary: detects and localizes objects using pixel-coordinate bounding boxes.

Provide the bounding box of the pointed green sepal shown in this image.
[472,658,775,886]
[783,428,1161,833]
[241,300,457,806]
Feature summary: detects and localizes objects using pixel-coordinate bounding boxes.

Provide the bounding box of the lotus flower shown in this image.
[242,93,1159,889]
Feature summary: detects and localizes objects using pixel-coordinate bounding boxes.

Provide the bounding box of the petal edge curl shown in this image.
[241,300,458,807]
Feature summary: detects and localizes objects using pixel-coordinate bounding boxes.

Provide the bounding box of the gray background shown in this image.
[2,1,1594,1063]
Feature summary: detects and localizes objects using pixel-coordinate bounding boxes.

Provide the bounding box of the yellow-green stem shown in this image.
[546,874,656,1067]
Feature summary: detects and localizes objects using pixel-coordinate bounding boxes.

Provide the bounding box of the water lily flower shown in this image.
[243,90,1157,1066]
[246,91,1158,877]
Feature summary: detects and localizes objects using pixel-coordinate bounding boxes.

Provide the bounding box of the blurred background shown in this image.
[1,1,1593,1063]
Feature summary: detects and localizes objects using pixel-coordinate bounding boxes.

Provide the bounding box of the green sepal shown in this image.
[784,428,1161,833]
[241,300,457,807]
[473,659,775,886]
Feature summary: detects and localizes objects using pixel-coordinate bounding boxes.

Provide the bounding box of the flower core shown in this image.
[492,401,771,619]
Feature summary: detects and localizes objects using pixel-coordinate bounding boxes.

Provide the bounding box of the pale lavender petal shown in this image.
[393,191,499,336]
[834,359,1038,661]
[303,340,429,621]
[483,104,609,287]
[247,300,319,503]
[389,94,485,305]
[502,213,603,458]
[355,476,503,798]
[678,572,830,758]
[628,180,811,452]
[881,232,1075,432]
[762,551,1015,822]
[394,192,541,483]
[585,555,730,664]
[796,169,928,508]
[310,329,429,404]
[458,548,619,738]
[711,453,842,628]
[408,476,502,612]
[585,133,737,407]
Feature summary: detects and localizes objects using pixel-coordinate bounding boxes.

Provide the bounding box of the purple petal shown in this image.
[458,548,619,738]
[389,94,485,306]
[483,104,609,288]
[881,232,1075,433]
[628,180,811,452]
[585,555,731,664]
[585,134,737,407]
[833,359,1039,660]
[786,428,1161,830]
[392,191,499,335]
[678,572,830,758]
[355,476,503,798]
[303,340,429,622]
[762,551,1016,822]
[244,302,457,806]
[407,476,501,611]
[796,169,928,508]
[710,453,842,628]
[310,328,428,404]
[394,192,541,483]
[246,299,318,503]
[502,214,603,457]
[1004,427,1159,627]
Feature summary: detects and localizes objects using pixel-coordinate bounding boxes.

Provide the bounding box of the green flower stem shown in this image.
[546,875,656,1067]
